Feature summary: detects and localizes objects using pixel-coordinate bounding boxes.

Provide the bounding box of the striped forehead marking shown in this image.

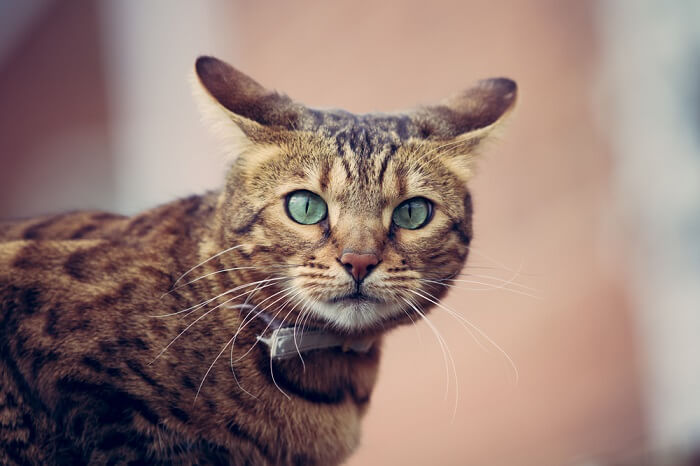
[306,109,424,159]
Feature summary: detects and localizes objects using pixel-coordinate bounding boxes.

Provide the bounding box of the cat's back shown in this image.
[0,211,128,243]
[0,195,222,465]
[0,192,219,244]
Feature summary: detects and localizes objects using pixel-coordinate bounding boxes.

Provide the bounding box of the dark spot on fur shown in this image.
[64,250,91,282]
[377,150,394,185]
[126,360,162,391]
[118,337,148,351]
[56,378,159,425]
[184,195,203,216]
[181,375,196,390]
[227,421,271,460]
[82,356,104,373]
[169,406,190,423]
[450,221,472,245]
[22,216,62,239]
[98,431,129,450]
[45,308,60,338]
[70,224,98,239]
[234,208,264,235]
[72,414,86,436]
[106,367,124,378]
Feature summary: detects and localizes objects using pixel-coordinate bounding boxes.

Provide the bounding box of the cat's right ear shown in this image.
[411,78,517,180]
[415,78,517,146]
[193,56,305,143]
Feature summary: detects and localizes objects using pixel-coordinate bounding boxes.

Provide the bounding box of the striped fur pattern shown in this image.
[0,56,516,465]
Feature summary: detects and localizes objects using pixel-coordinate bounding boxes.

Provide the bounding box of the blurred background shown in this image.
[1,0,699,464]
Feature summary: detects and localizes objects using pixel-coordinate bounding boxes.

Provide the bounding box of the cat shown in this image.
[0,55,516,465]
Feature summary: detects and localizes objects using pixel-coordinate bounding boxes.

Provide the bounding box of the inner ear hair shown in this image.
[194,55,307,138]
[414,77,517,142]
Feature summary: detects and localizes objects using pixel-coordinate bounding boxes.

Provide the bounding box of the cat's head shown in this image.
[194,56,516,337]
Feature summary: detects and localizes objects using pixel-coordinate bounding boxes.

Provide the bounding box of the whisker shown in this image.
[277,291,311,371]
[233,287,306,363]
[194,329,241,404]
[162,264,298,296]
[291,286,322,369]
[170,244,245,289]
[420,277,541,300]
[148,279,290,365]
[151,277,288,318]
[400,295,459,421]
[465,246,527,276]
[409,138,467,173]
[269,351,291,400]
[413,284,488,352]
[226,276,281,399]
[409,288,519,384]
[454,272,538,292]
[397,298,423,346]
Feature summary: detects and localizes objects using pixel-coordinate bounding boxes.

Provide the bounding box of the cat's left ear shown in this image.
[414,77,517,151]
[193,56,308,143]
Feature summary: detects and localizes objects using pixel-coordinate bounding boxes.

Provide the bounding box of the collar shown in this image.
[257,327,375,360]
[229,303,375,360]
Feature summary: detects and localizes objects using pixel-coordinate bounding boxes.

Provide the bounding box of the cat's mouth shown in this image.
[329,291,381,304]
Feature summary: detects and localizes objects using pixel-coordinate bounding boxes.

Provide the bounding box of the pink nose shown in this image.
[340,252,380,282]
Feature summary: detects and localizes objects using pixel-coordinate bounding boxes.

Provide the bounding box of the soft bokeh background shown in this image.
[2,1,699,464]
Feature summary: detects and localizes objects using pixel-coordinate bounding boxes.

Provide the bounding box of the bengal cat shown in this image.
[0,56,516,465]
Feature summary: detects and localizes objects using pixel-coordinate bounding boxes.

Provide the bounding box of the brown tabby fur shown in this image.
[0,56,516,465]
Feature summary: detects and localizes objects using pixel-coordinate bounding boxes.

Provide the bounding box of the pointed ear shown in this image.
[412,78,517,180]
[193,56,307,142]
[416,77,517,143]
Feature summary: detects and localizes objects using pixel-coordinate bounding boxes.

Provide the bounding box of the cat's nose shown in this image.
[340,252,380,283]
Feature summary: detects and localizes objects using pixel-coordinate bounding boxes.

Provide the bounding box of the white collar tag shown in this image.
[257,327,374,360]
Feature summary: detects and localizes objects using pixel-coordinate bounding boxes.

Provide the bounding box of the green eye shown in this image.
[286,190,328,225]
[392,197,432,230]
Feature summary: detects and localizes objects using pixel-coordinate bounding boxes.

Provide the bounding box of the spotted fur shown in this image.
[0,56,516,465]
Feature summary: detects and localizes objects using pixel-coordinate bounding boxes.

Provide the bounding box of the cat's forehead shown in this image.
[306,109,425,158]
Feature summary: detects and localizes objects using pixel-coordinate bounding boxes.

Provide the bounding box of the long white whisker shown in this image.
[269,351,290,400]
[227,278,278,400]
[457,267,538,293]
[278,290,315,371]
[419,278,541,300]
[233,287,306,363]
[409,288,519,384]
[194,332,238,404]
[291,287,322,369]
[466,247,526,275]
[170,244,245,289]
[229,285,299,350]
[409,138,466,173]
[396,297,423,346]
[149,280,289,364]
[151,277,288,318]
[401,295,459,421]
[162,264,296,296]
[400,296,450,398]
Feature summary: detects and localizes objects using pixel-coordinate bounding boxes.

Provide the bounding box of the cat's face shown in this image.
[195,56,516,336]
